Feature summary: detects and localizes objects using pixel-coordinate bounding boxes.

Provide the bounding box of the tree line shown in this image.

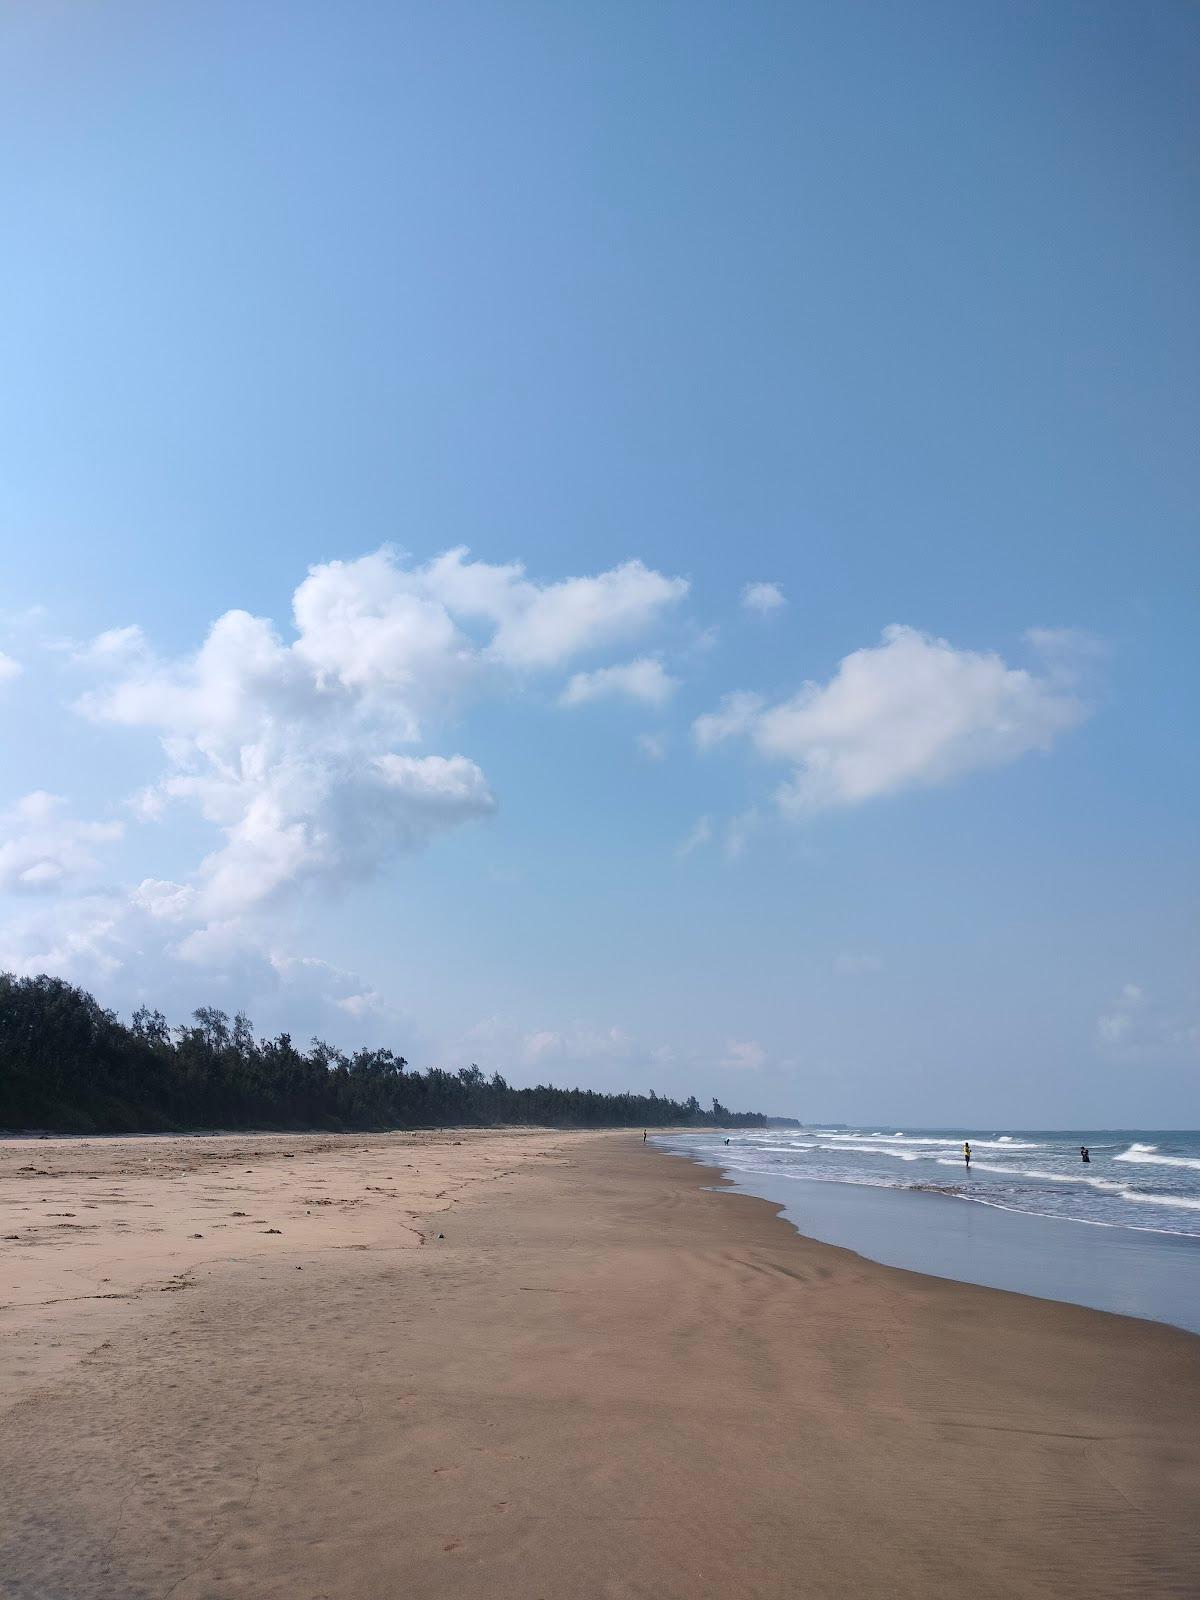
[0,972,797,1134]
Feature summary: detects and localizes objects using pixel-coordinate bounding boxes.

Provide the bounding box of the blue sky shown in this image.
[1,1,1196,1124]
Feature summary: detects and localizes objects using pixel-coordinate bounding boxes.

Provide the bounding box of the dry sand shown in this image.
[1,1130,1197,1599]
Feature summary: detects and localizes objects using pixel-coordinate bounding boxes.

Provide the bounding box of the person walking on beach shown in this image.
[643,1130,647,1142]
[963,1141,972,1168]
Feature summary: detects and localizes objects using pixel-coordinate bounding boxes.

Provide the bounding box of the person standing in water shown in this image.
[643,1130,647,1142]
[1081,1145,1091,1163]
[963,1141,972,1168]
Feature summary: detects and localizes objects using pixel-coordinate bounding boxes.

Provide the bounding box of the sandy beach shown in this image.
[2,1131,1198,1599]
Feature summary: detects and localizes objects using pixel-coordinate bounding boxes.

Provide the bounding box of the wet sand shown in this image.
[1,1131,1197,1598]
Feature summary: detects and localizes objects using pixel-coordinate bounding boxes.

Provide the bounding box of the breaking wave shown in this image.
[1114,1142,1200,1172]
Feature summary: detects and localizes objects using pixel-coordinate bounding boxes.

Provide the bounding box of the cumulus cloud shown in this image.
[696,625,1088,816]
[74,547,686,919]
[0,651,22,684]
[559,657,678,708]
[392,548,688,670]
[0,792,123,894]
[481,558,688,669]
[741,582,786,616]
[0,545,692,1027]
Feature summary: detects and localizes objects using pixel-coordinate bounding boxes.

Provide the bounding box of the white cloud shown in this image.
[71,625,149,667]
[1025,627,1105,681]
[0,651,22,684]
[0,792,123,894]
[636,732,667,762]
[484,559,688,669]
[73,547,686,920]
[741,582,786,616]
[560,657,678,709]
[0,889,132,980]
[693,691,765,751]
[131,878,196,921]
[388,548,688,670]
[0,545,692,1027]
[696,625,1088,816]
[0,889,414,1051]
[521,1023,632,1068]
[677,815,713,857]
[721,1039,766,1071]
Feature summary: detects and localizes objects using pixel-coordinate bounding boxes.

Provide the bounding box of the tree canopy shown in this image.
[0,973,797,1134]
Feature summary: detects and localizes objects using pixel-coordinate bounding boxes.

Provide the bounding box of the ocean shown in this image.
[655,1126,1200,1335]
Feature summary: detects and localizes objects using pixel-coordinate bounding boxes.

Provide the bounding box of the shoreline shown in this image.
[656,1130,1200,1336]
[3,1129,1198,1597]
[708,1162,1200,1336]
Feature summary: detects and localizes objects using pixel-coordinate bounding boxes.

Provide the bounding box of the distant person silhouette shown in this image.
[1081,1146,1091,1163]
[963,1141,972,1168]
[643,1130,647,1142]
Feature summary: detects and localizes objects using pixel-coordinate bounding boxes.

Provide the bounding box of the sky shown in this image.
[0,1,1197,1125]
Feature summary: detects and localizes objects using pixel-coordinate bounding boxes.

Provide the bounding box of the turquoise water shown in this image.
[657,1127,1200,1333]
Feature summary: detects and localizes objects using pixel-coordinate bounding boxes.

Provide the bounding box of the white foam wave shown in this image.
[819,1133,1041,1150]
[1123,1189,1200,1212]
[816,1142,924,1161]
[1113,1144,1200,1172]
[939,1159,1128,1192]
[934,1159,1200,1214]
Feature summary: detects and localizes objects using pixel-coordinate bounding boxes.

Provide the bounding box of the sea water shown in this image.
[656,1127,1200,1334]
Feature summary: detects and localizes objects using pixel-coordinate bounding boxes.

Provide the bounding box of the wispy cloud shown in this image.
[1096,982,1198,1058]
[677,815,713,857]
[723,808,759,861]
[721,1039,766,1070]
